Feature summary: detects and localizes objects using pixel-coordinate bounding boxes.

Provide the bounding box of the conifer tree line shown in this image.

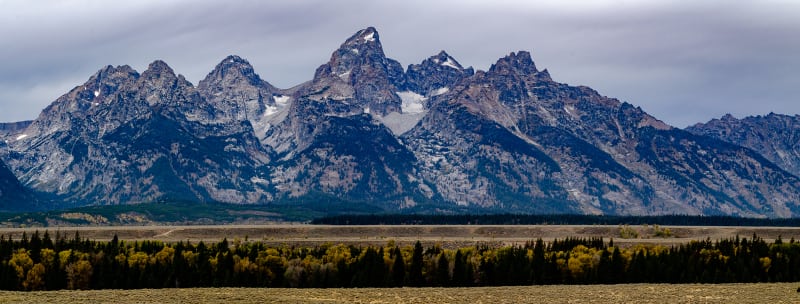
[1,231,799,290]
[312,213,800,226]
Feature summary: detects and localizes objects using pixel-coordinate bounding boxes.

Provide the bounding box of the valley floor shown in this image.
[0,283,797,303]
[0,224,798,248]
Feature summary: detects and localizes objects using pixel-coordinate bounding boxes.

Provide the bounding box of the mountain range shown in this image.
[2,27,799,217]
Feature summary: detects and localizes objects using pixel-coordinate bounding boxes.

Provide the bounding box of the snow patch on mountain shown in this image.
[264,105,279,116]
[274,95,290,106]
[441,57,460,70]
[363,31,375,42]
[431,87,449,96]
[397,91,427,114]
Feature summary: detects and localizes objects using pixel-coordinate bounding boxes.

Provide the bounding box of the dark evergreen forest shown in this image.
[312,214,800,226]
[1,231,799,290]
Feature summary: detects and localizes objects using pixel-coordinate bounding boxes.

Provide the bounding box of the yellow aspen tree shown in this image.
[9,249,33,284]
[66,260,93,290]
[23,263,45,290]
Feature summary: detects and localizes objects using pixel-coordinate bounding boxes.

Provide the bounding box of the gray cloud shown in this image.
[1,0,799,127]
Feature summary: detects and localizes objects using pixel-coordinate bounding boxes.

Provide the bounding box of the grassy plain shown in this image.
[0,283,798,303]
[0,224,798,248]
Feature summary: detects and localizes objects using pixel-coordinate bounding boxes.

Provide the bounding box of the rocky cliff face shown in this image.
[197,55,285,139]
[687,113,800,178]
[1,27,799,217]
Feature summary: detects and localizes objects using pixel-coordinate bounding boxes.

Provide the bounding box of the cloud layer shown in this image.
[2,0,799,127]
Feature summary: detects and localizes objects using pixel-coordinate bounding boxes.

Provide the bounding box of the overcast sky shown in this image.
[2,0,799,127]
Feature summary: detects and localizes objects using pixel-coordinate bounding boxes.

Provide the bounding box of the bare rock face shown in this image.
[1,26,799,217]
[687,113,800,177]
[197,55,283,138]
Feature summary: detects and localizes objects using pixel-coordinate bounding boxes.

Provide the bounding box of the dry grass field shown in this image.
[0,224,798,248]
[0,283,798,303]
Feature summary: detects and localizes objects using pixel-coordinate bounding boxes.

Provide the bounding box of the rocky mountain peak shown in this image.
[433,51,461,68]
[142,60,176,80]
[223,54,248,64]
[405,50,474,95]
[344,27,380,46]
[84,65,140,100]
[136,59,201,109]
[198,55,280,130]
[91,65,139,82]
[489,51,539,76]
[303,27,403,116]
[200,55,275,90]
[314,27,394,80]
[15,63,142,140]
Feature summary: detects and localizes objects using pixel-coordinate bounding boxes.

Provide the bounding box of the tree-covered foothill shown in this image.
[0,231,799,290]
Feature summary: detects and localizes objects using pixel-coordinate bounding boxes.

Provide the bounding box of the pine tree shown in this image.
[351,247,385,287]
[436,253,449,287]
[409,241,424,286]
[391,246,405,287]
[610,247,625,284]
[452,249,467,286]
[531,239,546,284]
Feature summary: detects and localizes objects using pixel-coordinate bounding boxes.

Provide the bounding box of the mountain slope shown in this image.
[0,159,34,210]
[687,113,800,178]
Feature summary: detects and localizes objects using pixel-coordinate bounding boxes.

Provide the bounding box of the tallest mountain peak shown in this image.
[345,27,379,45]
[304,26,403,116]
[323,26,389,71]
